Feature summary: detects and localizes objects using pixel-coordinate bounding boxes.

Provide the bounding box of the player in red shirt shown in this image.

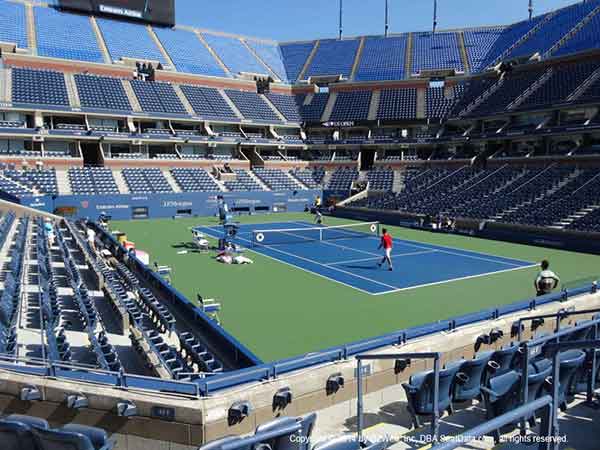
[377,228,393,271]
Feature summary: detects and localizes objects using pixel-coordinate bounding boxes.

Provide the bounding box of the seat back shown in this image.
[527,360,552,399]
[485,370,521,417]
[411,363,460,414]
[31,426,95,450]
[557,350,586,397]
[454,352,493,401]
[490,346,518,376]
[0,420,33,450]
[254,414,316,450]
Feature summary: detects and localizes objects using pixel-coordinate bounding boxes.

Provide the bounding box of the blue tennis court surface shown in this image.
[196,221,536,295]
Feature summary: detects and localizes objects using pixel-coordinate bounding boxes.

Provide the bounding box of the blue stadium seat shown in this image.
[131,80,187,115]
[32,423,114,450]
[202,33,268,75]
[12,68,69,107]
[329,91,372,121]
[377,88,416,120]
[180,85,238,121]
[298,93,328,122]
[154,27,227,77]
[0,1,28,48]
[453,351,494,402]
[402,361,462,428]
[225,89,282,123]
[355,36,407,81]
[34,6,103,63]
[75,74,131,111]
[463,27,504,73]
[97,17,165,63]
[280,42,315,82]
[245,39,288,81]
[265,93,302,122]
[554,9,600,57]
[412,32,463,73]
[305,39,359,79]
[506,1,596,59]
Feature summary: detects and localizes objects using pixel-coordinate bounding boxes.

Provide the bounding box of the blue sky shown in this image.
[175,0,577,41]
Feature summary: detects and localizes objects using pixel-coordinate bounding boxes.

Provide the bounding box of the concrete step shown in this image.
[173,85,196,116]
[162,169,181,193]
[90,16,112,64]
[284,171,307,190]
[64,73,81,109]
[112,169,130,194]
[55,169,72,195]
[219,89,244,120]
[321,92,338,122]
[26,3,37,55]
[121,80,143,113]
[248,170,270,191]
[367,90,381,121]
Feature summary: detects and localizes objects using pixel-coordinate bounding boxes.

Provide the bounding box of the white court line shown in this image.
[372,264,539,296]
[326,250,438,266]
[197,226,396,294]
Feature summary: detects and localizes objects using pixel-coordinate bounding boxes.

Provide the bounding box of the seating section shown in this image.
[224,169,265,191]
[355,36,407,81]
[68,167,119,195]
[122,168,173,194]
[377,88,417,120]
[327,167,358,190]
[0,0,27,48]
[12,68,69,107]
[131,80,187,115]
[476,16,545,70]
[464,27,504,72]
[245,39,288,81]
[469,69,545,117]
[180,85,238,121]
[225,90,282,123]
[75,74,132,111]
[0,414,114,450]
[0,174,34,197]
[426,84,465,119]
[154,27,226,77]
[299,93,328,122]
[329,91,372,121]
[266,93,302,122]
[253,167,298,191]
[554,10,600,57]
[367,168,394,191]
[290,168,322,189]
[2,169,58,195]
[353,164,600,234]
[506,2,597,59]
[34,6,103,63]
[517,60,599,111]
[171,168,221,192]
[280,42,315,82]
[202,33,268,75]
[97,17,165,63]
[304,39,359,79]
[412,32,464,73]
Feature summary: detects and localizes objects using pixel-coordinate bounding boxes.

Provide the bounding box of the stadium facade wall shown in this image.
[14,190,322,220]
[332,206,600,255]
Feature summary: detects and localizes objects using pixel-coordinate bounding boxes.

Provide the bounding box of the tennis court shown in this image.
[195,221,536,295]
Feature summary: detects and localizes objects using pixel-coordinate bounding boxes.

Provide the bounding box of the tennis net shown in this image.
[251,222,380,246]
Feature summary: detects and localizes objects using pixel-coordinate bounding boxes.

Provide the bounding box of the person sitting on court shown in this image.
[534,260,560,296]
[377,228,393,271]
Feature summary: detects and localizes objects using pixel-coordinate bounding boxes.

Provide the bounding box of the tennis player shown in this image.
[314,209,323,225]
[378,228,393,271]
[534,260,560,296]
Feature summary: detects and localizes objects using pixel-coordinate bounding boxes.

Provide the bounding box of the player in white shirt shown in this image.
[534,260,560,296]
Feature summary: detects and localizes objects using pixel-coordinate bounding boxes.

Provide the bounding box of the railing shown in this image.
[356,352,442,443]
[431,396,553,450]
